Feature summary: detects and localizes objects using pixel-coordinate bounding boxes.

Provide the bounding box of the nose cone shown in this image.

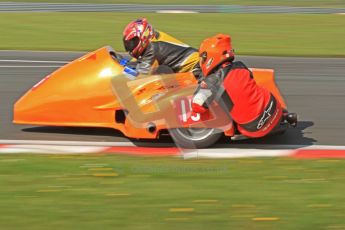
[13,73,59,125]
[13,47,123,127]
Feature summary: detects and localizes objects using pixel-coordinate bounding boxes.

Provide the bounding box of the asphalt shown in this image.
[1,50,345,146]
[0,3,344,14]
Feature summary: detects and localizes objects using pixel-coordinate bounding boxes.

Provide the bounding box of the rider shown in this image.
[122,18,200,78]
[191,34,297,138]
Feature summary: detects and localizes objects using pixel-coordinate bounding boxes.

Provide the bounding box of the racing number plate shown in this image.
[175,96,213,125]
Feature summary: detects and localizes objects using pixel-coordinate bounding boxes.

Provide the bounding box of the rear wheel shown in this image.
[169,128,222,148]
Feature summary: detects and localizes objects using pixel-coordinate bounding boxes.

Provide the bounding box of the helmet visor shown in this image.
[124,36,140,53]
[200,51,207,64]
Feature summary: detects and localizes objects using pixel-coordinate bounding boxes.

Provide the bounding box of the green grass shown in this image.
[1,0,344,7]
[0,13,345,57]
[1,154,345,230]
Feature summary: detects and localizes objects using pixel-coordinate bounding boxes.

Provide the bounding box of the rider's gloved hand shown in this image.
[123,66,138,79]
[119,58,129,66]
[119,58,139,79]
[192,103,208,114]
[192,87,212,114]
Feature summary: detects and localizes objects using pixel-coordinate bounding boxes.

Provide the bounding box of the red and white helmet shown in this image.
[123,18,154,58]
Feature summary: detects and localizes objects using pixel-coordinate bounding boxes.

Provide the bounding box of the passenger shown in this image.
[192,34,297,138]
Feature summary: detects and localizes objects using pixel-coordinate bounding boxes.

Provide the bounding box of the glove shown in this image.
[119,58,129,66]
[192,102,208,114]
[123,66,138,80]
[192,88,212,111]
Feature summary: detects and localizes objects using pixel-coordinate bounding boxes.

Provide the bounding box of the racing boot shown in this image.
[285,113,298,127]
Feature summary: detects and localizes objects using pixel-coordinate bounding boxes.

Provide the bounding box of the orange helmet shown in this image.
[199,34,235,77]
[123,18,154,58]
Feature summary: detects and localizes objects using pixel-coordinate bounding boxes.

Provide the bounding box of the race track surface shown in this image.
[1,50,344,147]
[0,3,344,14]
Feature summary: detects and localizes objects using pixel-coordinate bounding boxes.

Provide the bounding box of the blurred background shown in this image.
[0,0,344,56]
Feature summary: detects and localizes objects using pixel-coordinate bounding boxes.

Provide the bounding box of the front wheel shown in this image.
[169,128,222,149]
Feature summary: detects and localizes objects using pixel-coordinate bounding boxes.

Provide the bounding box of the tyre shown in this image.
[169,128,222,148]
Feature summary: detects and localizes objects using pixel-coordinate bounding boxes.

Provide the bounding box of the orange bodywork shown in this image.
[13,46,287,139]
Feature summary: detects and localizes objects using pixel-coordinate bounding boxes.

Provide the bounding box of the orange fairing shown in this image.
[250,68,287,109]
[14,47,124,128]
[13,46,287,139]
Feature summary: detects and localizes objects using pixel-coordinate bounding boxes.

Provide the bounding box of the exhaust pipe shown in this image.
[147,122,156,133]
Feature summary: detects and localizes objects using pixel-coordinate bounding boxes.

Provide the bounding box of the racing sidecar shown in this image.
[13,46,294,148]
